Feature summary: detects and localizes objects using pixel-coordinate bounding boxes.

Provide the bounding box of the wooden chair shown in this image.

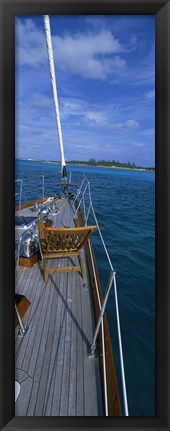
[38,219,98,282]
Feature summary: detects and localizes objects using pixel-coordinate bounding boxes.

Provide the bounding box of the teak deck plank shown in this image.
[43,273,67,416]
[34,274,59,415]
[50,275,67,416]
[76,279,84,416]
[15,199,104,416]
[67,270,77,416]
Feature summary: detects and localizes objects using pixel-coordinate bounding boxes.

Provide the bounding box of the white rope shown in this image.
[88,183,114,272]
[82,195,86,224]
[75,182,89,215]
[113,273,129,416]
[73,177,86,204]
[43,15,66,173]
[86,202,92,223]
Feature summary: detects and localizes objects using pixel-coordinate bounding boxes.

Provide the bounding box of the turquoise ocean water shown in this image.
[15,159,155,416]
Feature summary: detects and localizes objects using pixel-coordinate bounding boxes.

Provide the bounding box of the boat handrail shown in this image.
[15,177,44,209]
[74,174,129,417]
[15,174,80,209]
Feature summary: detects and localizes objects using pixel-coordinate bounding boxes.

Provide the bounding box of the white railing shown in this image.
[74,174,129,417]
[15,177,44,209]
[15,172,64,209]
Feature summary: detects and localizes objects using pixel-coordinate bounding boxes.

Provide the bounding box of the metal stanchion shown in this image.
[15,303,29,336]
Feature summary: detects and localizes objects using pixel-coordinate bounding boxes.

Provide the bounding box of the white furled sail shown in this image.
[43,15,67,178]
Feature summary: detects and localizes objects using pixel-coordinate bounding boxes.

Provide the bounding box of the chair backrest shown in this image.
[38,220,98,253]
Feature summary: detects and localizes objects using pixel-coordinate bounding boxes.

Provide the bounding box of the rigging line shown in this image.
[43,15,66,178]
[74,183,89,215]
[73,177,86,204]
[113,273,129,416]
[87,209,108,230]
[89,203,114,272]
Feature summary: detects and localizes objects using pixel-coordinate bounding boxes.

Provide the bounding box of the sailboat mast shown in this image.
[43,15,67,178]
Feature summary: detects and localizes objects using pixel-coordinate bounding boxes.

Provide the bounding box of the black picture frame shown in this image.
[0,0,169,430]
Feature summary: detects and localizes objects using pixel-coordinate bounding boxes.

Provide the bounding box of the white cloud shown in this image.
[60,97,88,118]
[125,119,139,129]
[16,18,127,79]
[131,142,145,148]
[113,119,140,130]
[16,19,46,67]
[32,94,53,108]
[52,30,126,79]
[141,128,155,137]
[110,44,155,86]
[82,110,109,125]
[54,30,123,59]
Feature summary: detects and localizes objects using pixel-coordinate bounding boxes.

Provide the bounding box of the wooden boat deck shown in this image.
[15,198,104,416]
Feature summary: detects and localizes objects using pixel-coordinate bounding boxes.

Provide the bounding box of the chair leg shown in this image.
[44,258,48,282]
[78,253,85,279]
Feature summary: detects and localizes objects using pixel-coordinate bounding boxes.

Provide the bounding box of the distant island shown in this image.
[16,158,155,171]
[67,158,155,171]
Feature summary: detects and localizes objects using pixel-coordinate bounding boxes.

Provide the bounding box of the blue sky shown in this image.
[15,15,155,167]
